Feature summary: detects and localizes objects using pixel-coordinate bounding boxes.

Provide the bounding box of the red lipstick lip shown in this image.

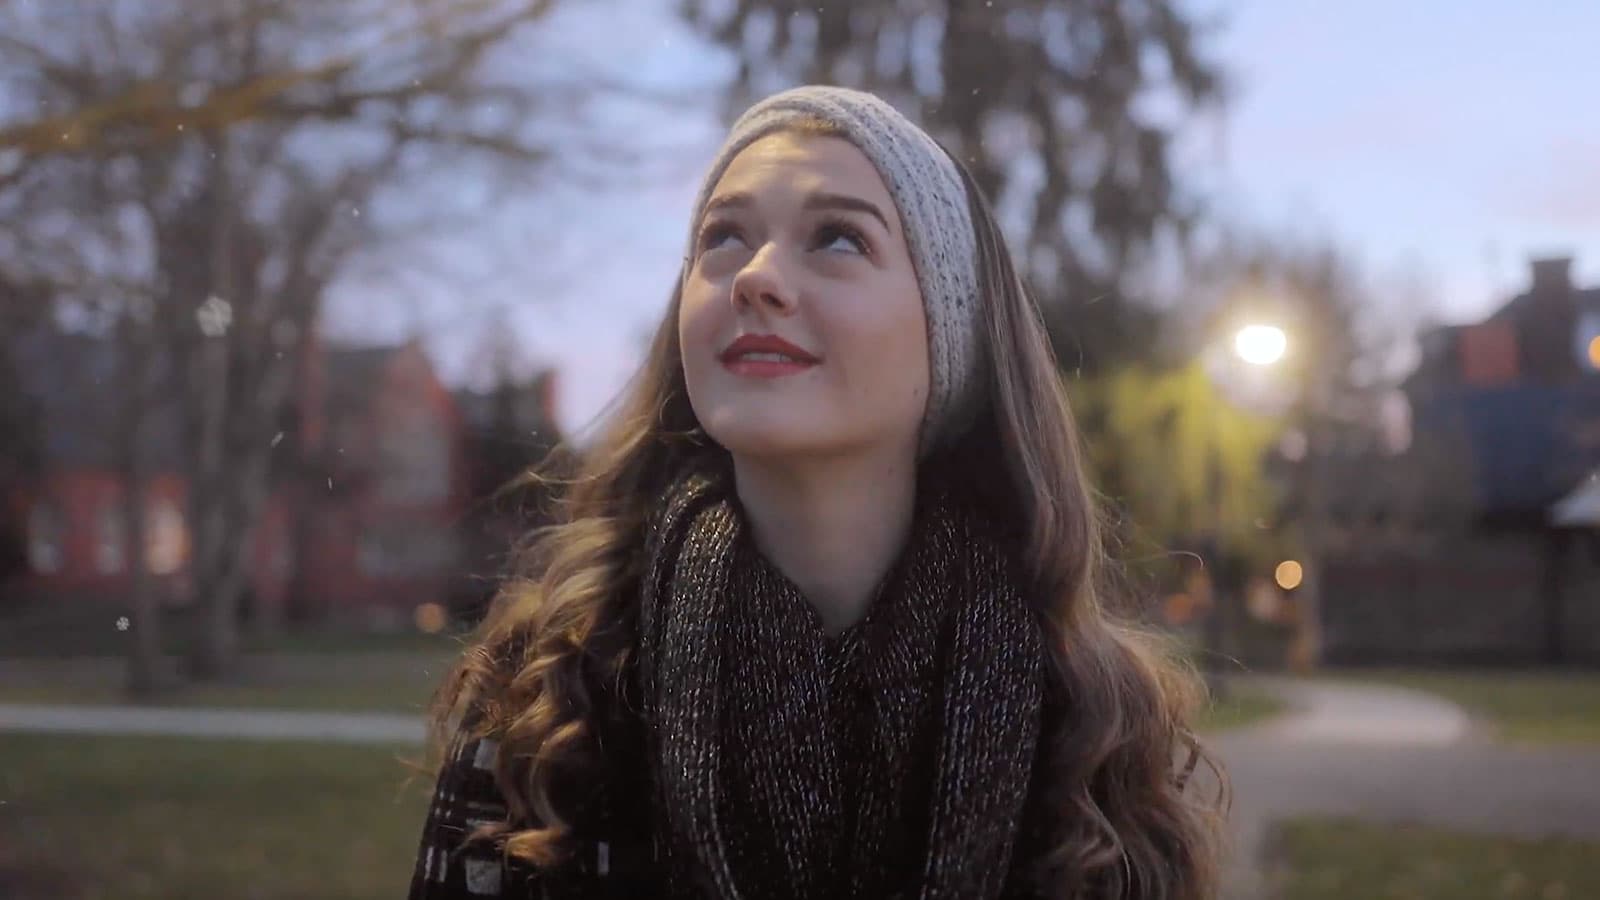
[718,333,821,365]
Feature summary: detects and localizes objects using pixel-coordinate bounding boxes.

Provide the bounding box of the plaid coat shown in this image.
[407,682,659,899]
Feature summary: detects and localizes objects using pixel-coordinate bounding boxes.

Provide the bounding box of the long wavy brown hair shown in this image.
[427,117,1227,899]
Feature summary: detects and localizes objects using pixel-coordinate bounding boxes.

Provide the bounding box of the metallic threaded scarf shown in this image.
[637,466,1046,899]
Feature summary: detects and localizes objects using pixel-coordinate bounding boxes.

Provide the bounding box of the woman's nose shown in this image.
[730,244,798,315]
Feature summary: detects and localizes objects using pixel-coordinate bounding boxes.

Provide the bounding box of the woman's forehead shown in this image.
[708,132,893,207]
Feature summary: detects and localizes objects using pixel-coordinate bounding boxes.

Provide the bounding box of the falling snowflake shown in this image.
[271,432,284,447]
[196,295,233,337]
[115,616,130,631]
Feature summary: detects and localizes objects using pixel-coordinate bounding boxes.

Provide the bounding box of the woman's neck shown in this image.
[731,448,919,635]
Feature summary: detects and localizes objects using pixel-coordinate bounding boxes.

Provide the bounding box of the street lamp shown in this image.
[1234,324,1287,367]
[1202,322,1288,697]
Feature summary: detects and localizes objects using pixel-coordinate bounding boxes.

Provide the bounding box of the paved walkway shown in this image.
[0,703,424,744]
[1247,677,1473,745]
[1212,677,1600,899]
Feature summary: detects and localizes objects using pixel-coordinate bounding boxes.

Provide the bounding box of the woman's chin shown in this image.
[706,423,829,460]
[696,406,834,458]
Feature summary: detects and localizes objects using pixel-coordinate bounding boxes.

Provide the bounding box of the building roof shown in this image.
[1490,285,1600,323]
[452,371,559,435]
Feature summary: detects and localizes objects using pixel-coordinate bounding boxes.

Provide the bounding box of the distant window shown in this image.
[146,498,188,576]
[94,503,125,574]
[357,523,457,577]
[357,531,385,576]
[1577,312,1600,372]
[267,531,294,579]
[377,408,451,505]
[26,501,64,574]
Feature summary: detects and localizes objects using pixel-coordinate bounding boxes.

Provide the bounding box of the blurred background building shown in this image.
[1,323,563,645]
[1316,256,1600,665]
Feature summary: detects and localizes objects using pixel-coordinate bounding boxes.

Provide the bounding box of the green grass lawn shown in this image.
[0,648,461,713]
[0,597,471,659]
[1266,817,1600,900]
[1354,669,1600,745]
[0,733,433,900]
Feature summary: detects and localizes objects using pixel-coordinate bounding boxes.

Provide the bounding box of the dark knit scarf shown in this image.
[637,466,1046,899]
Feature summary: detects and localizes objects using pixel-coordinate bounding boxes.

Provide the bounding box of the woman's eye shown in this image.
[814,222,869,255]
[698,223,745,254]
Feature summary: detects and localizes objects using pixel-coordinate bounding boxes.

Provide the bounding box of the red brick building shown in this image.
[1316,256,1600,665]
[288,338,470,625]
[3,329,481,628]
[3,330,195,607]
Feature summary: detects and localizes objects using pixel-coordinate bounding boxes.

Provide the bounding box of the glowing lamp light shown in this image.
[414,602,448,635]
[1274,560,1305,591]
[1587,336,1600,370]
[1234,324,1288,366]
[1162,592,1196,626]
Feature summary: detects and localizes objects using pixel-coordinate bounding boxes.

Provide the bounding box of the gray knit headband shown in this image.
[685,85,985,453]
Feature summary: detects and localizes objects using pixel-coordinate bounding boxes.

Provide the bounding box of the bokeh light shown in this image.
[1163,592,1196,626]
[413,602,448,634]
[1275,560,1305,591]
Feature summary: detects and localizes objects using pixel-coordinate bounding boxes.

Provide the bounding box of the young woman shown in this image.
[408,85,1225,900]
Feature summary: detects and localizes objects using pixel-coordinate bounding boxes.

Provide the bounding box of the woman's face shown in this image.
[679,132,930,461]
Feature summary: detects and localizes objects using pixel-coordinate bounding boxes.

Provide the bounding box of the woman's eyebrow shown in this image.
[703,190,892,234]
[703,191,754,217]
[802,192,891,233]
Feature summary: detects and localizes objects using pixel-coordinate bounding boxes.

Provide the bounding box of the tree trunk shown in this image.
[116,316,171,698]
[1292,361,1338,673]
[1287,555,1324,674]
[189,353,244,677]
[188,485,242,679]
[1201,443,1231,699]
[122,469,168,697]
[189,137,240,681]
[285,481,320,625]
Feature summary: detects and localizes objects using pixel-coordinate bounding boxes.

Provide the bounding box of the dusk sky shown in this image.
[326,1,1600,437]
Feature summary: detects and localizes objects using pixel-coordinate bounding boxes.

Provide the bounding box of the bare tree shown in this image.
[0,0,623,684]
